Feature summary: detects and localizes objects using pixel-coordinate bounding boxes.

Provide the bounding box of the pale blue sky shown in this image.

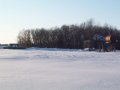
[0,0,120,43]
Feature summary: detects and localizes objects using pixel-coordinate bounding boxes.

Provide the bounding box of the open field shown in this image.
[0,48,120,90]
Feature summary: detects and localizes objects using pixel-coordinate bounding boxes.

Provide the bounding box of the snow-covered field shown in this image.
[0,48,120,90]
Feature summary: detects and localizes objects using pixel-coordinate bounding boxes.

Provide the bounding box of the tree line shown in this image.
[17,20,120,49]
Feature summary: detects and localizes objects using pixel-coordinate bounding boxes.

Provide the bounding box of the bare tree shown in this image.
[17,30,32,47]
[17,20,120,49]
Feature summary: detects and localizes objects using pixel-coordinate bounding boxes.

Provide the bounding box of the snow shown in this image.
[0,48,120,90]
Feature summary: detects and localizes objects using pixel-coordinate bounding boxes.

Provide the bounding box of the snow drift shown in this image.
[0,48,120,90]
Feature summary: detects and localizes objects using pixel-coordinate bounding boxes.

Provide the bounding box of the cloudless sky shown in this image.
[0,0,120,43]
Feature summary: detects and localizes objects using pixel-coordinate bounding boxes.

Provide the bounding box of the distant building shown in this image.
[0,44,9,49]
[0,43,26,49]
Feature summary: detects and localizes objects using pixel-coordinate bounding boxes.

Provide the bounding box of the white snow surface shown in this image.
[0,48,120,90]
